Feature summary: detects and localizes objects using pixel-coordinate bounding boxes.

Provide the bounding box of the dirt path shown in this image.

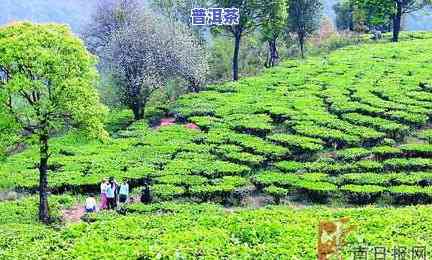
[62,195,141,223]
[152,118,200,130]
[62,204,86,223]
[153,118,176,129]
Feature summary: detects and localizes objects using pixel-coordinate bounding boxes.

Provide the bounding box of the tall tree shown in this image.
[211,0,265,81]
[0,22,107,223]
[150,0,209,42]
[352,0,431,41]
[151,0,209,26]
[102,11,207,120]
[83,0,142,61]
[334,1,355,31]
[260,0,288,67]
[287,0,322,58]
[86,0,207,120]
[333,1,391,32]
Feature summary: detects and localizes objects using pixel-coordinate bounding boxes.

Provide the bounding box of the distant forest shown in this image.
[0,0,431,33]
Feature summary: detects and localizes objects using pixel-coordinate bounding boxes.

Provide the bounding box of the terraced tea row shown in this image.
[2,35,432,205]
[1,198,432,259]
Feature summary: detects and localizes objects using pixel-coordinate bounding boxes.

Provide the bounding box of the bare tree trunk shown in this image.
[188,79,200,93]
[39,132,50,224]
[232,33,241,81]
[271,38,278,66]
[131,100,144,120]
[266,38,279,67]
[392,3,402,42]
[299,33,305,59]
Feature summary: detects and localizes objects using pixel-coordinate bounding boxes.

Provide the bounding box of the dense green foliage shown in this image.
[0,22,108,141]
[3,34,432,206]
[0,22,107,222]
[1,199,431,259]
[351,0,432,41]
[2,26,432,258]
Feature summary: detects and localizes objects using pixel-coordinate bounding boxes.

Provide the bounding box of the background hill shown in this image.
[0,0,431,32]
[2,32,432,205]
[2,32,432,259]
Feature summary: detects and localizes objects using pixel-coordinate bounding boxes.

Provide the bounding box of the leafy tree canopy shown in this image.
[0,22,108,148]
[260,0,288,42]
[0,22,108,223]
[351,0,431,41]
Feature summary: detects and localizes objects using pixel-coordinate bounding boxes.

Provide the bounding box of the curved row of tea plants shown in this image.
[1,197,431,259]
[2,34,432,205]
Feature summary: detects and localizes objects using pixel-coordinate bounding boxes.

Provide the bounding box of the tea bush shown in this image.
[2,33,432,206]
[2,200,432,259]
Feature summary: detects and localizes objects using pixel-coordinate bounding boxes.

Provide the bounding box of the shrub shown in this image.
[341,184,386,204]
[155,175,208,187]
[189,116,226,130]
[341,113,409,137]
[384,158,432,172]
[371,146,402,160]
[388,185,432,204]
[275,161,304,172]
[417,129,432,143]
[225,114,273,136]
[264,185,289,204]
[292,122,360,147]
[336,147,372,161]
[211,145,265,168]
[253,171,336,203]
[253,171,302,188]
[400,144,432,158]
[268,134,324,153]
[386,110,428,126]
[205,129,290,159]
[355,160,383,172]
[296,180,337,203]
[189,176,250,202]
[151,184,186,201]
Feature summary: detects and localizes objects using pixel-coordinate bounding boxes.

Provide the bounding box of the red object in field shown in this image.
[185,123,200,130]
[155,118,200,131]
[159,118,176,126]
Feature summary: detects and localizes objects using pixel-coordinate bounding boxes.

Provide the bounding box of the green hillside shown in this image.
[2,32,432,259]
[1,199,432,258]
[2,32,432,205]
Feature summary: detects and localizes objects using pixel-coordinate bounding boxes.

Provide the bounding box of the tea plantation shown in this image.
[1,199,432,259]
[2,32,432,258]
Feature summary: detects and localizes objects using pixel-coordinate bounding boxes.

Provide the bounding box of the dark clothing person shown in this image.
[119,194,127,203]
[140,185,152,204]
[107,197,116,210]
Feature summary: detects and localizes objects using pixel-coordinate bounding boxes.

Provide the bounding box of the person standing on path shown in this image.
[106,177,117,210]
[119,178,129,205]
[99,178,109,210]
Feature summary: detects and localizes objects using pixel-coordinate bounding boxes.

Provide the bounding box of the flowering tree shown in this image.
[87,0,208,120]
[0,22,107,223]
[83,0,142,59]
